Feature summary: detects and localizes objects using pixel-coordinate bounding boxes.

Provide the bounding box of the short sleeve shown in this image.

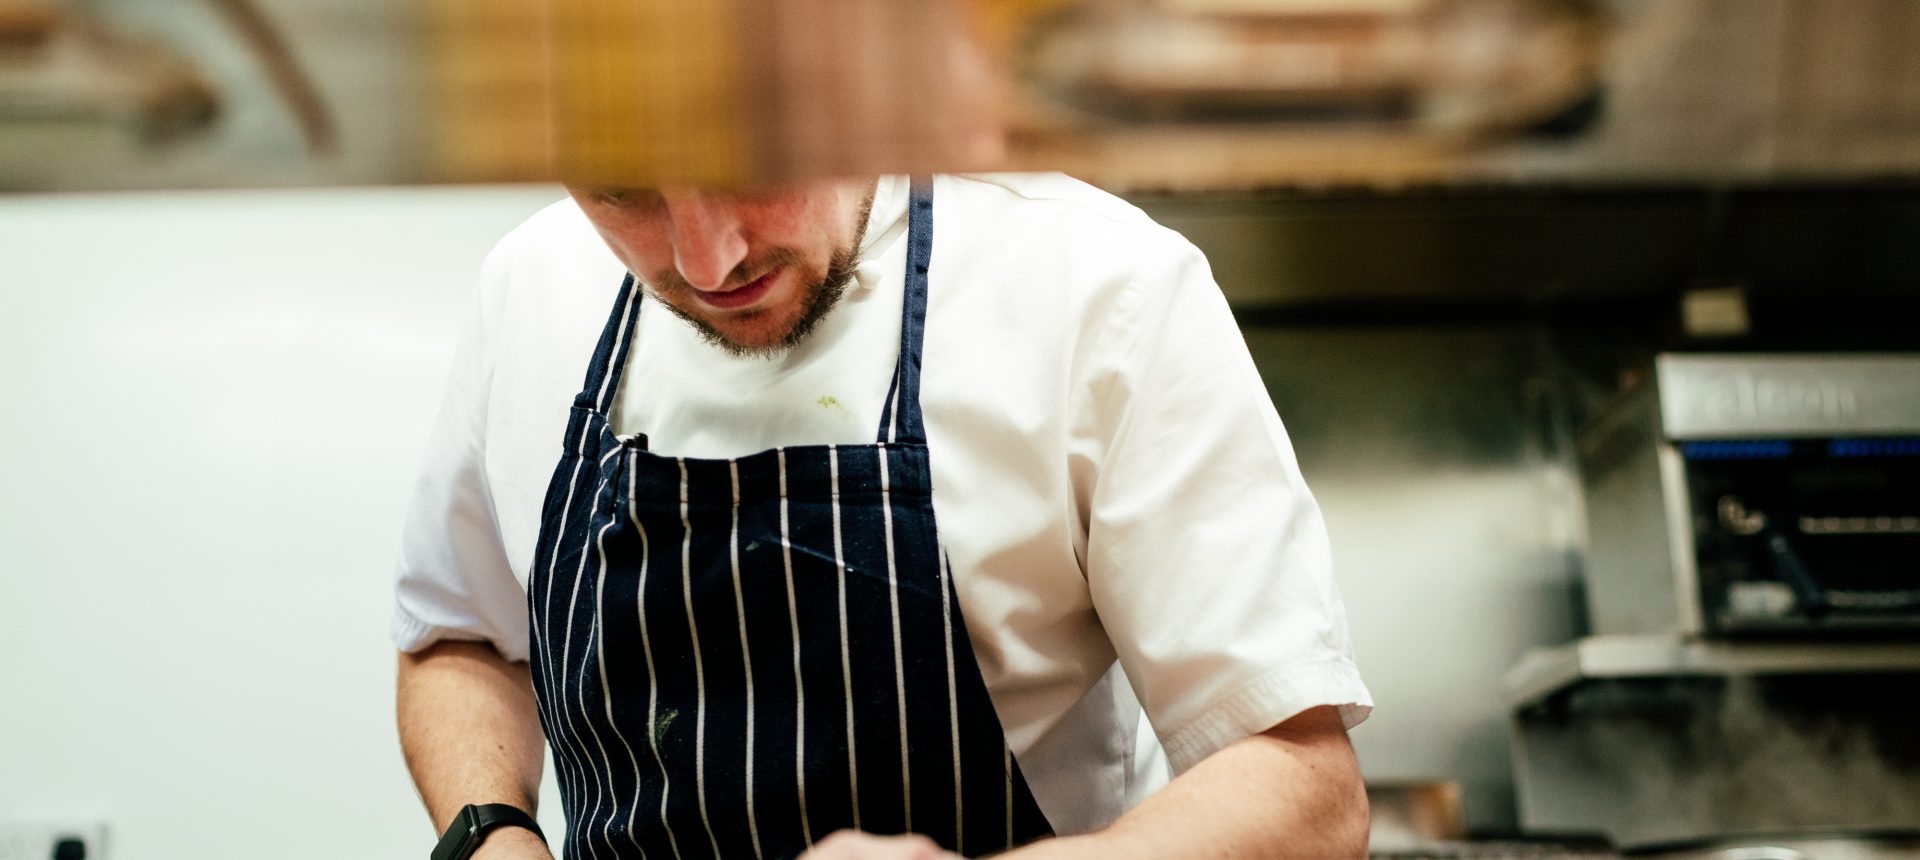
[390,240,533,662]
[1077,232,1372,774]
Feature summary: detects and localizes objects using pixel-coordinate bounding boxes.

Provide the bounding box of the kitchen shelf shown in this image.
[1503,633,1920,709]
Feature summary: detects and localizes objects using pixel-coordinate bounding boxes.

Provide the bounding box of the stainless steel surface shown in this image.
[1655,354,1920,439]
[1507,662,1920,848]
[1371,835,1920,860]
[1247,326,1584,833]
[1575,381,1697,636]
[1656,443,1706,635]
[1503,634,1920,709]
[1644,836,1920,860]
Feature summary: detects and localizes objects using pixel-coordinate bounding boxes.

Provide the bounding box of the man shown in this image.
[394,174,1372,860]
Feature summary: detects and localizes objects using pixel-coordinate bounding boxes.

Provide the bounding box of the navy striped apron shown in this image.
[527,181,1053,860]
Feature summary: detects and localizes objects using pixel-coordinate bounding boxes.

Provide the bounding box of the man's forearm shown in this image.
[396,640,547,833]
[1011,705,1369,860]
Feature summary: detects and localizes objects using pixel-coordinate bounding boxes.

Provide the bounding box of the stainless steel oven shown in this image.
[1578,353,1920,637]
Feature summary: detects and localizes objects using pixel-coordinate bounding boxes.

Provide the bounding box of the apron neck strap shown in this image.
[575,273,643,414]
[875,178,934,446]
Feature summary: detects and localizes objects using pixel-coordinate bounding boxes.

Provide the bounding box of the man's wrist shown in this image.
[434,803,546,860]
[470,823,550,859]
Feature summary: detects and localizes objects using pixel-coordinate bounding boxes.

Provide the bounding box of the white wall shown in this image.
[0,186,570,859]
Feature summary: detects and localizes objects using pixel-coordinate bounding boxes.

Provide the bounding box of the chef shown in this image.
[393,173,1373,860]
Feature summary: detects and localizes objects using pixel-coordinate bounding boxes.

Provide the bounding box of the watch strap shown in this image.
[431,803,544,860]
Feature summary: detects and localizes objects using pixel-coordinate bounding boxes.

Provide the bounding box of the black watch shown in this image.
[431,803,545,860]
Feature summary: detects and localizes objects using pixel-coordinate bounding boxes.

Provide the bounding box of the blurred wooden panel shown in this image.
[423,0,550,182]
[423,0,995,187]
[548,0,749,187]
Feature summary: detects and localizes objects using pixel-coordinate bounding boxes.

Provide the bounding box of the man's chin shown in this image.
[658,299,810,358]
[705,318,803,356]
[645,250,856,358]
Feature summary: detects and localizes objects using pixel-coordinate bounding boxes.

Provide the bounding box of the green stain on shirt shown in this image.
[817,395,841,410]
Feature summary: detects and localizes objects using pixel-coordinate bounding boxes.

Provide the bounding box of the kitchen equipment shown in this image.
[1577,353,1920,637]
[1642,834,1920,860]
[1368,834,1920,859]
[1504,634,1920,849]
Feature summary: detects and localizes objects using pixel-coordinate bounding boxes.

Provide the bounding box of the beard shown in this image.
[642,186,876,359]
[645,244,862,358]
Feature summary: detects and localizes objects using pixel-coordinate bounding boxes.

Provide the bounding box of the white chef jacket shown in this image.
[392,173,1372,835]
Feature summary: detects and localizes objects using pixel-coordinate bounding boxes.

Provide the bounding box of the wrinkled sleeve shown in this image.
[1078,231,1372,774]
[390,240,532,662]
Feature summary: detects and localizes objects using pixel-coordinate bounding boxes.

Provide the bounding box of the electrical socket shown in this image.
[0,820,109,860]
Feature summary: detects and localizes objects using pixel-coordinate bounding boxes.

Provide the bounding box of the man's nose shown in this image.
[663,191,748,291]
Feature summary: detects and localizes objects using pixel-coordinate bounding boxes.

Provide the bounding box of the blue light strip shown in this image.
[1680,440,1795,460]
[1828,438,1920,458]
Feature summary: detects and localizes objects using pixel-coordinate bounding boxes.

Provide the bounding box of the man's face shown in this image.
[568,179,876,356]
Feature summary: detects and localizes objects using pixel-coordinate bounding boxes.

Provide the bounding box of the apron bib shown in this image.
[526,181,1053,859]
